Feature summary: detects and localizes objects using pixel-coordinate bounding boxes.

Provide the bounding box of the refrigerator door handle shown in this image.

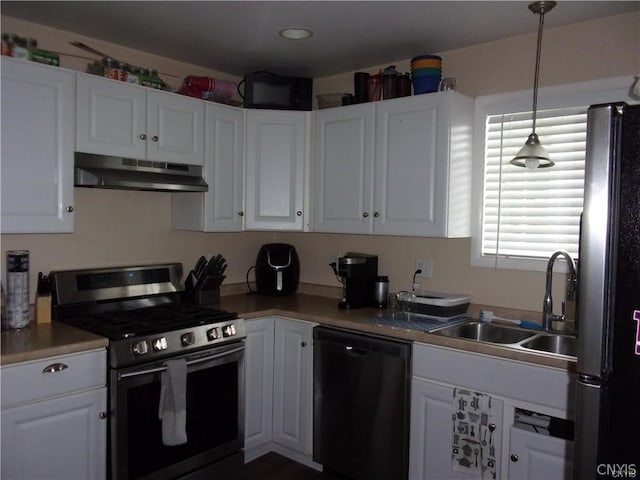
[574,377,607,480]
[577,104,621,377]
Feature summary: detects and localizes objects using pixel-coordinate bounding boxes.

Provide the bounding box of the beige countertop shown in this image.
[1,293,575,371]
[218,293,576,371]
[1,322,108,366]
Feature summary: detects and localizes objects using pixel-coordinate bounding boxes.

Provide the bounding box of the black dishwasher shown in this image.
[313,326,411,480]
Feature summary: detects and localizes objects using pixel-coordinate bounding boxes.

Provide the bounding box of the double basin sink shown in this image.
[431,321,576,358]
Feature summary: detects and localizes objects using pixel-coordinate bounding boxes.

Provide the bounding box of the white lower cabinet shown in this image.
[272,317,314,455]
[244,317,275,452]
[410,379,504,479]
[410,343,575,480]
[508,425,574,480]
[1,350,107,480]
[244,317,317,467]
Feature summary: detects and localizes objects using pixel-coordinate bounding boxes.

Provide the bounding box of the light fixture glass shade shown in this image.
[510,133,554,169]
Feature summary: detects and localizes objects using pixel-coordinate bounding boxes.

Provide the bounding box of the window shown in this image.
[471,76,633,271]
[482,106,587,260]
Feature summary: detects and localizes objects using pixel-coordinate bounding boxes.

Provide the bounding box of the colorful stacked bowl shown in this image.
[411,54,442,94]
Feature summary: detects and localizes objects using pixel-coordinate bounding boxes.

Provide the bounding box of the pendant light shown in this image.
[511,1,557,169]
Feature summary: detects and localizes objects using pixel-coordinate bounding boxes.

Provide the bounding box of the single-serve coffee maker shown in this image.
[337,253,378,309]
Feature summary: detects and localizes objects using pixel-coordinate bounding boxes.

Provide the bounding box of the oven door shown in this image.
[110,341,245,480]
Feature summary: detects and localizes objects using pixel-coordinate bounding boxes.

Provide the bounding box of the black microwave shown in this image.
[242,72,312,111]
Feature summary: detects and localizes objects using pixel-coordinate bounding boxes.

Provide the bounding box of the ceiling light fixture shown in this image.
[279,27,313,40]
[511,1,556,169]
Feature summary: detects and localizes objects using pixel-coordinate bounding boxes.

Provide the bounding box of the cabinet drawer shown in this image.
[1,349,106,407]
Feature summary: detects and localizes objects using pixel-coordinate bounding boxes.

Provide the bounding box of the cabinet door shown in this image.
[244,318,275,452]
[245,110,307,230]
[76,74,147,159]
[312,104,375,234]
[146,89,205,165]
[374,94,448,236]
[1,387,107,480]
[172,103,244,231]
[1,58,75,233]
[272,318,314,455]
[508,426,574,480]
[409,379,503,480]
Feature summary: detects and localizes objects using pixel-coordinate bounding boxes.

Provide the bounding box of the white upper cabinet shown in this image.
[76,74,205,165]
[172,103,245,231]
[312,91,474,237]
[245,110,307,231]
[312,103,375,234]
[1,58,75,233]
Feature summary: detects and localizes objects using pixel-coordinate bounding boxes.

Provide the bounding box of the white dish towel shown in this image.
[451,388,497,479]
[158,358,188,446]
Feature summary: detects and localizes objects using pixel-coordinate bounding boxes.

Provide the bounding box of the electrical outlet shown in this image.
[415,259,433,279]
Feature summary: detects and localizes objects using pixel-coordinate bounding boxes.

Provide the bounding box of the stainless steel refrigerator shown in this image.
[575,102,640,478]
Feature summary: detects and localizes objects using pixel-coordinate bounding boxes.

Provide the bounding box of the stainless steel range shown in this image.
[51,263,245,480]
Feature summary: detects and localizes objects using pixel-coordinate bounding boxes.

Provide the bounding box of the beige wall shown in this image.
[2,12,639,311]
[0,16,243,93]
[314,12,640,98]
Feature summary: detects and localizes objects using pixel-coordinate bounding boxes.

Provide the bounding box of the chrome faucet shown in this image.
[542,250,578,331]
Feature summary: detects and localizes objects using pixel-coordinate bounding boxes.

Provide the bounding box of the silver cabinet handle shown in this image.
[363,212,369,218]
[139,133,147,140]
[374,212,380,218]
[42,362,68,374]
[296,211,302,216]
[66,206,74,213]
[152,135,159,142]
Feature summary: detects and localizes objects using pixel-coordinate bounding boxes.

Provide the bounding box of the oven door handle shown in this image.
[118,344,245,379]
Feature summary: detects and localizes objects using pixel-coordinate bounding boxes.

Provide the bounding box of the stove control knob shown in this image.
[132,340,149,356]
[223,324,237,337]
[152,337,168,352]
[181,332,196,347]
[207,327,222,341]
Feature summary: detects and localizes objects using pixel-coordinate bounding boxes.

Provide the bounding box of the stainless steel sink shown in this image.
[520,334,577,357]
[431,321,536,344]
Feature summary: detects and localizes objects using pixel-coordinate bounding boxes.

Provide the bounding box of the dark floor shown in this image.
[242,452,347,480]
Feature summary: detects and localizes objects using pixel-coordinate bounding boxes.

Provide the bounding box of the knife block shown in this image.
[193,288,220,305]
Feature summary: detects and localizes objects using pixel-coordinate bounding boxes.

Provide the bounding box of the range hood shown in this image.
[74,153,208,192]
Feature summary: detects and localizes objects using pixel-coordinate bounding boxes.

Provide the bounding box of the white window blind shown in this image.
[482,106,587,260]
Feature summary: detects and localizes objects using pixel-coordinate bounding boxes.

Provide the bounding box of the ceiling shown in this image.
[2,1,638,78]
